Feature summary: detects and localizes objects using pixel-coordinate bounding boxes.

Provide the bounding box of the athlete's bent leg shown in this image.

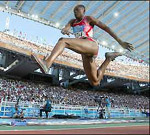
[32,38,98,73]
[82,52,122,86]
[82,55,99,86]
[46,38,98,68]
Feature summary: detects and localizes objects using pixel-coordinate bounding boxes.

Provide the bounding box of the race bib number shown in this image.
[74,31,86,38]
[73,25,86,38]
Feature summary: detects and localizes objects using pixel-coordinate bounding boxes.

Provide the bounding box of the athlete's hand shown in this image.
[120,41,134,52]
[61,28,70,36]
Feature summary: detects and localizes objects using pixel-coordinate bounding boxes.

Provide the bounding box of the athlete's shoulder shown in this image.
[68,19,76,26]
[69,18,76,22]
[69,19,76,23]
[86,16,99,25]
[86,16,97,21]
[85,16,92,18]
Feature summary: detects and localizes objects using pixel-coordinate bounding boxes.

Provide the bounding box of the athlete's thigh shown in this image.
[63,38,98,56]
[81,54,98,83]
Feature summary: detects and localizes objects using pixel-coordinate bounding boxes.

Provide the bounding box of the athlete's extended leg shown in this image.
[82,52,122,86]
[31,38,98,73]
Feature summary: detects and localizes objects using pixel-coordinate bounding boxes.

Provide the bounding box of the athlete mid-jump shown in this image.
[32,5,134,86]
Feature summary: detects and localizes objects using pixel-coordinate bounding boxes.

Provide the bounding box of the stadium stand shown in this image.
[0,77,149,109]
[0,31,149,81]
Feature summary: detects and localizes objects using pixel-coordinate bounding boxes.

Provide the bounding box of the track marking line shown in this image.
[0,124,148,131]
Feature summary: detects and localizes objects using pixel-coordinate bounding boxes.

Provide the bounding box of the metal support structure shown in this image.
[60,73,79,83]
[95,1,133,34]
[5,1,9,6]
[29,1,39,14]
[40,1,54,16]
[110,2,145,32]
[103,2,127,25]
[97,1,119,20]
[90,1,106,17]
[62,69,70,80]
[52,67,59,80]
[96,2,146,40]
[16,1,25,11]
[49,1,68,19]
[117,8,148,40]
[68,76,87,86]
[59,1,81,22]
[135,40,149,50]
[140,48,149,54]
[119,18,148,40]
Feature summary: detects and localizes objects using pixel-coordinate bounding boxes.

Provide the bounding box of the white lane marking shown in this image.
[0,124,148,131]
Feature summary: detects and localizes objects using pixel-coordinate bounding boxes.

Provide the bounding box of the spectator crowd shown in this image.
[0,77,149,111]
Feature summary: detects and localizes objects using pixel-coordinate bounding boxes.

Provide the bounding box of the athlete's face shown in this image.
[74,6,85,19]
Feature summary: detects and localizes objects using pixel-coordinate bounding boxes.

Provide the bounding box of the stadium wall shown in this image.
[0,100,146,119]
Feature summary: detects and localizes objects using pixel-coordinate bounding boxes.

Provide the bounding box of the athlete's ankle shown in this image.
[46,63,51,69]
[46,60,52,68]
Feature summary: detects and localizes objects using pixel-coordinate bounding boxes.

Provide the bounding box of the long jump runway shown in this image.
[0,122,149,134]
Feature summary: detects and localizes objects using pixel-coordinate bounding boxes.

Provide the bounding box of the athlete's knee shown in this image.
[58,38,69,47]
[58,37,65,43]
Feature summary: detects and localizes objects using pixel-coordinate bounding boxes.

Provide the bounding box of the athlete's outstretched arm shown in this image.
[87,16,134,52]
[61,19,75,36]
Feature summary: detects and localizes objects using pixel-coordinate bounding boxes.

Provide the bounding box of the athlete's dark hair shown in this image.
[74,5,86,12]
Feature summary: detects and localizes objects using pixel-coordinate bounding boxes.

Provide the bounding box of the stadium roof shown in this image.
[0,1,149,63]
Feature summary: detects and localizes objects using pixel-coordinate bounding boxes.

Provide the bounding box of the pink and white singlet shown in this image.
[72,16,95,41]
[72,16,99,56]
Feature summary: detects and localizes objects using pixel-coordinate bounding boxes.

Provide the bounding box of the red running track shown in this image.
[0,126,149,134]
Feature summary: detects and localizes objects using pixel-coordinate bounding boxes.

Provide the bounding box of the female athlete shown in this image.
[32,5,134,86]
